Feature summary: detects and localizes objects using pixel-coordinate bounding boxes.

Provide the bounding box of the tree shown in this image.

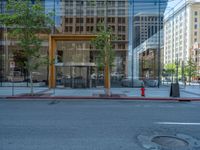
[92,25,115,96]
[185,58,197,84]
[163,63,176,82]
[0,0,53,95]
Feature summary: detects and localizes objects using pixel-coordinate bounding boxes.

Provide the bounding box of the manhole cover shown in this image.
[151,136,189,148]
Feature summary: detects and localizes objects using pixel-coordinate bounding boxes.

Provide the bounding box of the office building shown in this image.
[133,13,163,48]
[164,0,200,66]
[0,0,129,87]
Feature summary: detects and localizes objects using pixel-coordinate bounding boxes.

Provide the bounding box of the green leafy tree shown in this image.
[92,24,115,96]
[0,0,53,95]
[185,58,197,84]
[163,63,176,82]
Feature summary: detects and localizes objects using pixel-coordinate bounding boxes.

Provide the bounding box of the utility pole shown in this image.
[176,54,179,83]
[157,0,161,88]
[131,0,135,87]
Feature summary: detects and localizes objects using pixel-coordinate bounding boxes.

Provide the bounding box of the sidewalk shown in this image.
[0,85,200,100]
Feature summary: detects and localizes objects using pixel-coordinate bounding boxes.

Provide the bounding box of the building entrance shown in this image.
[48,34,97,88]
[56,63,96,88]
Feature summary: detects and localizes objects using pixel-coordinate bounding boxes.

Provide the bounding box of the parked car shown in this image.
[111,72,124,80]
[121,77,144,87]
[144,79,158,87]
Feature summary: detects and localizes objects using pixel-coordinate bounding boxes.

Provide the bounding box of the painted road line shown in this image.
[155,122,200,125]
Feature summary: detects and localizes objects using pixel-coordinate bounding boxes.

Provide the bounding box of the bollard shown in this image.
[141,86,145,97]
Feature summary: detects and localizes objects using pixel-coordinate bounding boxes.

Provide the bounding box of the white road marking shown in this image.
[155,122,200,125]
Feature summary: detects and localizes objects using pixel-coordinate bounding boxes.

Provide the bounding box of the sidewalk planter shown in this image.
[170,83,180,97]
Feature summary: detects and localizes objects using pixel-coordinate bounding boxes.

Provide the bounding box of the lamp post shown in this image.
[157,0,161,88]
[182,0,187,83]
[175,53,179,83]
[131,0,134,88]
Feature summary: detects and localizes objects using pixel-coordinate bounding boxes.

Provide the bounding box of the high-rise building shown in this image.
[164,0,200,65]
[0,0,168,88]
[133,13,163,48]
[59,0,129,75]
[0,0,129,87]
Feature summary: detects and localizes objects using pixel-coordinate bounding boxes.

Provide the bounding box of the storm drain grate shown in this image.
[151,136,189,148]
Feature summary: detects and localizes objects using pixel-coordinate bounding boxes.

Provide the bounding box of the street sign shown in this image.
[10,61,15,68]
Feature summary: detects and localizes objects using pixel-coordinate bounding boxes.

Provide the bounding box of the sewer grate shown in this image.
[151,136,189,148]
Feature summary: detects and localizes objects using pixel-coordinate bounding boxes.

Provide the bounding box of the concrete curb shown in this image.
[4,96,200,101]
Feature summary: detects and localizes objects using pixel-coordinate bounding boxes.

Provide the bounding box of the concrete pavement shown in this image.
[0,85,200,100]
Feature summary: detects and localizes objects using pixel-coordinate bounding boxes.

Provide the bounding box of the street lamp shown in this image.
[175,53,179,83]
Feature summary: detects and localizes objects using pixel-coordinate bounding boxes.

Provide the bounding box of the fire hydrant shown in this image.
[141,85,145,97]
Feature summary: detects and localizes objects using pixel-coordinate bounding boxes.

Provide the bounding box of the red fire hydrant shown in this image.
[141,85,145,97]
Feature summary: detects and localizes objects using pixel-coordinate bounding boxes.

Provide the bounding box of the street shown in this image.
[0,99,200,150]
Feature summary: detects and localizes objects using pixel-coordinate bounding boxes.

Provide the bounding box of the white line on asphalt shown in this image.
[155,122,200,125]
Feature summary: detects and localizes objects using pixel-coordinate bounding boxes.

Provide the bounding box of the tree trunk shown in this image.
[104,64,111,96]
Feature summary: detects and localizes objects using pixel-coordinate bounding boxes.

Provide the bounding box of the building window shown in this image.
[109,25,115,32]
[86,26,93,32]
[65,26,68,32]
[97,1,105,7]
[76,1,83,7]
[134,17,140,21]
[97,18,104,24]
[118,17,125,24]
[65,9,73,15]
[108,17,115,23]
[65,26,72,32]
[118,1,125,7]
[118,26,125,32]
[118,35,126,40]
[195,11,198,16]
[118,43,125,49]
[194,38,197,42]
[108,1,115,7]
[195,18,198,22]
[118,9,125,16]
[66,1,73,7]
[76,18,83,23]
[97,10,104,16]
[76,8,84,15]
[86,9,94,16]
[69,27,72,32]
[80,26,83,32]
[65,18,73,24]
[194,31,198,36]
[86,18,94,23]
[76,26,79,32]
[108,9,115,16]
[195,24,198,29]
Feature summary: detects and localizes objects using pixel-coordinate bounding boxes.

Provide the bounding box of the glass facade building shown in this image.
[0,0,170,88]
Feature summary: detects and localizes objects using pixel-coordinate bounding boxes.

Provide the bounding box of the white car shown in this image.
[121,77,144,87]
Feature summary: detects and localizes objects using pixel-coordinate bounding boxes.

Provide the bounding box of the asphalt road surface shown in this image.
[0,99,200,150]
